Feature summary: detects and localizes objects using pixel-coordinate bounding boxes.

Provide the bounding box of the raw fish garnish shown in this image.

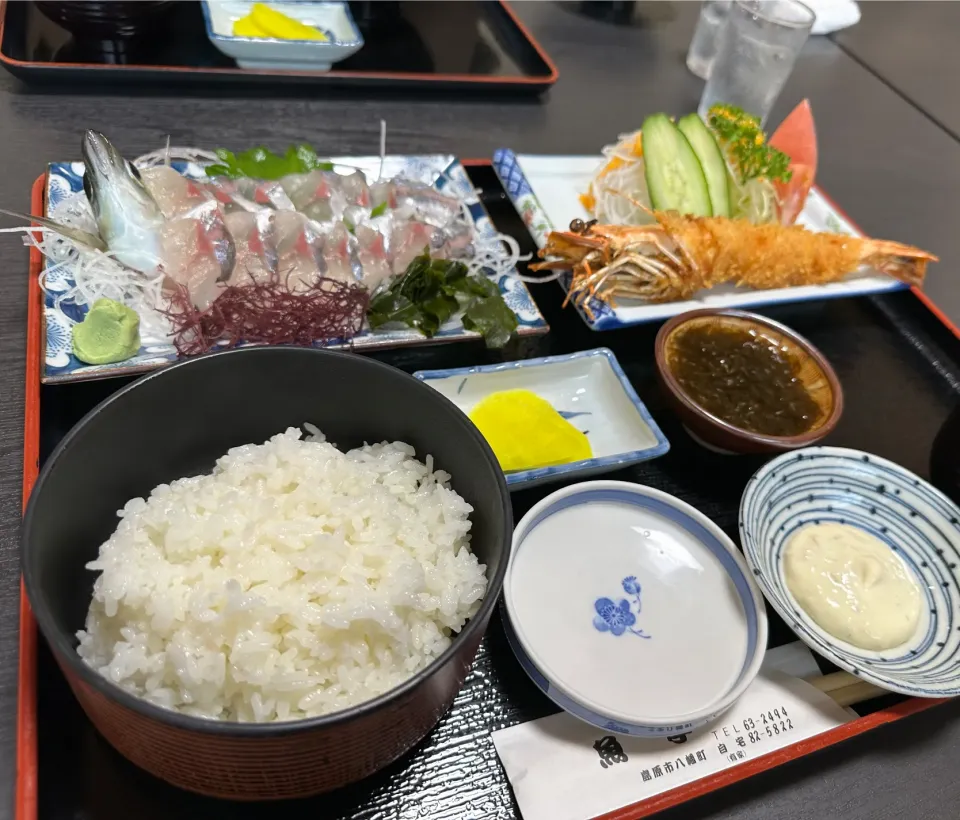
[205,144,334,180]
[367,253,518,348]
[162,274,369,357]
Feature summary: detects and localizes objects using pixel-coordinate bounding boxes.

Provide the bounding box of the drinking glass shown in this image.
[686,1,731,80]
[697,0,815,126]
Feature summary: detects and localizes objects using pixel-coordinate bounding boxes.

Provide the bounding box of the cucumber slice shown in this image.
[678,113,731,218]
[641,113,712,217]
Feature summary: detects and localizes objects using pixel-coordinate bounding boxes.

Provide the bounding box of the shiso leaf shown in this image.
[205,144,335,179]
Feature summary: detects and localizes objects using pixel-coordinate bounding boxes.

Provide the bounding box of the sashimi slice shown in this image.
[224,210,278,285]
[355,224,392,291]
[159,219,225,310]
[769,99,817,225]
[273,211,329,290]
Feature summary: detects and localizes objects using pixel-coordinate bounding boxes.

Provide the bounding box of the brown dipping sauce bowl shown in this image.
[654,309,844,454]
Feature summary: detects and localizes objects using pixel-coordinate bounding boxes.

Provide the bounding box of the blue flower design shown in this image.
[44,310,71,356]
[42,260,74,293]
[499,275,538,321]
[593,598,636,636]
[44,308,74,370]
[593,576,651,639]
[47,163,84,211]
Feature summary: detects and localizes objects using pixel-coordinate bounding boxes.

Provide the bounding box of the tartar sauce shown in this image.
[783,522,921,651]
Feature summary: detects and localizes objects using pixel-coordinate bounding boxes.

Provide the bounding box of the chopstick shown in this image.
[808,671,888,707]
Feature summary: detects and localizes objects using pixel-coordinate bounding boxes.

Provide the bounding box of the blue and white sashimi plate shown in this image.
[41,155,548,384]
[491,150,905,332]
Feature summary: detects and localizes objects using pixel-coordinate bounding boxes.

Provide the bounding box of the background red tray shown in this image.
[17,167,960,820]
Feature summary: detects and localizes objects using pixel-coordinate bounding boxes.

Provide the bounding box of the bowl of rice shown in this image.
[21,347,511,800]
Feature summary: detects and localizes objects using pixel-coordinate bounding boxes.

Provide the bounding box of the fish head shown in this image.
[81,131,159,222]
[81,130,166,273]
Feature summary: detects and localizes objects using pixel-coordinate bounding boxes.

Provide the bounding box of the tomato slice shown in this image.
[769,99,817,225]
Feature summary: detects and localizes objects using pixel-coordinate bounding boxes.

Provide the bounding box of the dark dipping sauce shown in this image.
[671,324,822,437]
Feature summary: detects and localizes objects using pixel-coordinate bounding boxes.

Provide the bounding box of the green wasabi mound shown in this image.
[71,298,141,365]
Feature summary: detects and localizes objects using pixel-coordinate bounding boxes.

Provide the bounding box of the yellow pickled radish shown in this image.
[248,3,328,40]
[232,15,271,37]
[468,390,592,473]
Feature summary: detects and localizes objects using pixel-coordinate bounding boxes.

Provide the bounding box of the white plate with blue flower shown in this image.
[40,154,548,384]
[740,446,960,698]
[491,149,905,332]
[414,348,669,489]
[504,480,768,736]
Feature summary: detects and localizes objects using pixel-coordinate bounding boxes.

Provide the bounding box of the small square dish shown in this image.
[201,1,364,71]
[414,348,670,489]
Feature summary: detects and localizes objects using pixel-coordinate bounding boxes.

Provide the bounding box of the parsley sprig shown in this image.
[707,104,792,185]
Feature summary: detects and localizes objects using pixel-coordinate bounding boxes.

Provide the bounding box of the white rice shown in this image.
[76,427,486,722]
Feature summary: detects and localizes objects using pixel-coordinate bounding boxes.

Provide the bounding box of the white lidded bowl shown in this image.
[504,480,768,737]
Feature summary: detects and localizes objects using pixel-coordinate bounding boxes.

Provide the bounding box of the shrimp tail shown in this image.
[859,239,939,288]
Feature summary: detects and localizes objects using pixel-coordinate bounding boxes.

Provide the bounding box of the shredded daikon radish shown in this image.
[37,189,170,335]
[134,146,220,169]
[466,229,557,285]
[378,118,387,181]
[25,229,171,338]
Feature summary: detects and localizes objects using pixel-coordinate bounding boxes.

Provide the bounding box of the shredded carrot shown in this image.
[598,156,626,177]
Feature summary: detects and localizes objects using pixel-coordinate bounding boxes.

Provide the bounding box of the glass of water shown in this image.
[697,0,815,126]
[686,1,731,80]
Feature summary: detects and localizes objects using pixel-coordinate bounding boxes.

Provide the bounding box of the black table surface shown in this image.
[833,1,960,139]
[3,2,960,818]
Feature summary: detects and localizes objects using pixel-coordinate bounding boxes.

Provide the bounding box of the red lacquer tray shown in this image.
[17,166,960,820]
[0,1,558,96]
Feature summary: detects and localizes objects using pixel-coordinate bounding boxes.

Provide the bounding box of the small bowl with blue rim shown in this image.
[413,348,670,490]
[202,1,364,71]
[740,445,960,697]
[504,480,768,736]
